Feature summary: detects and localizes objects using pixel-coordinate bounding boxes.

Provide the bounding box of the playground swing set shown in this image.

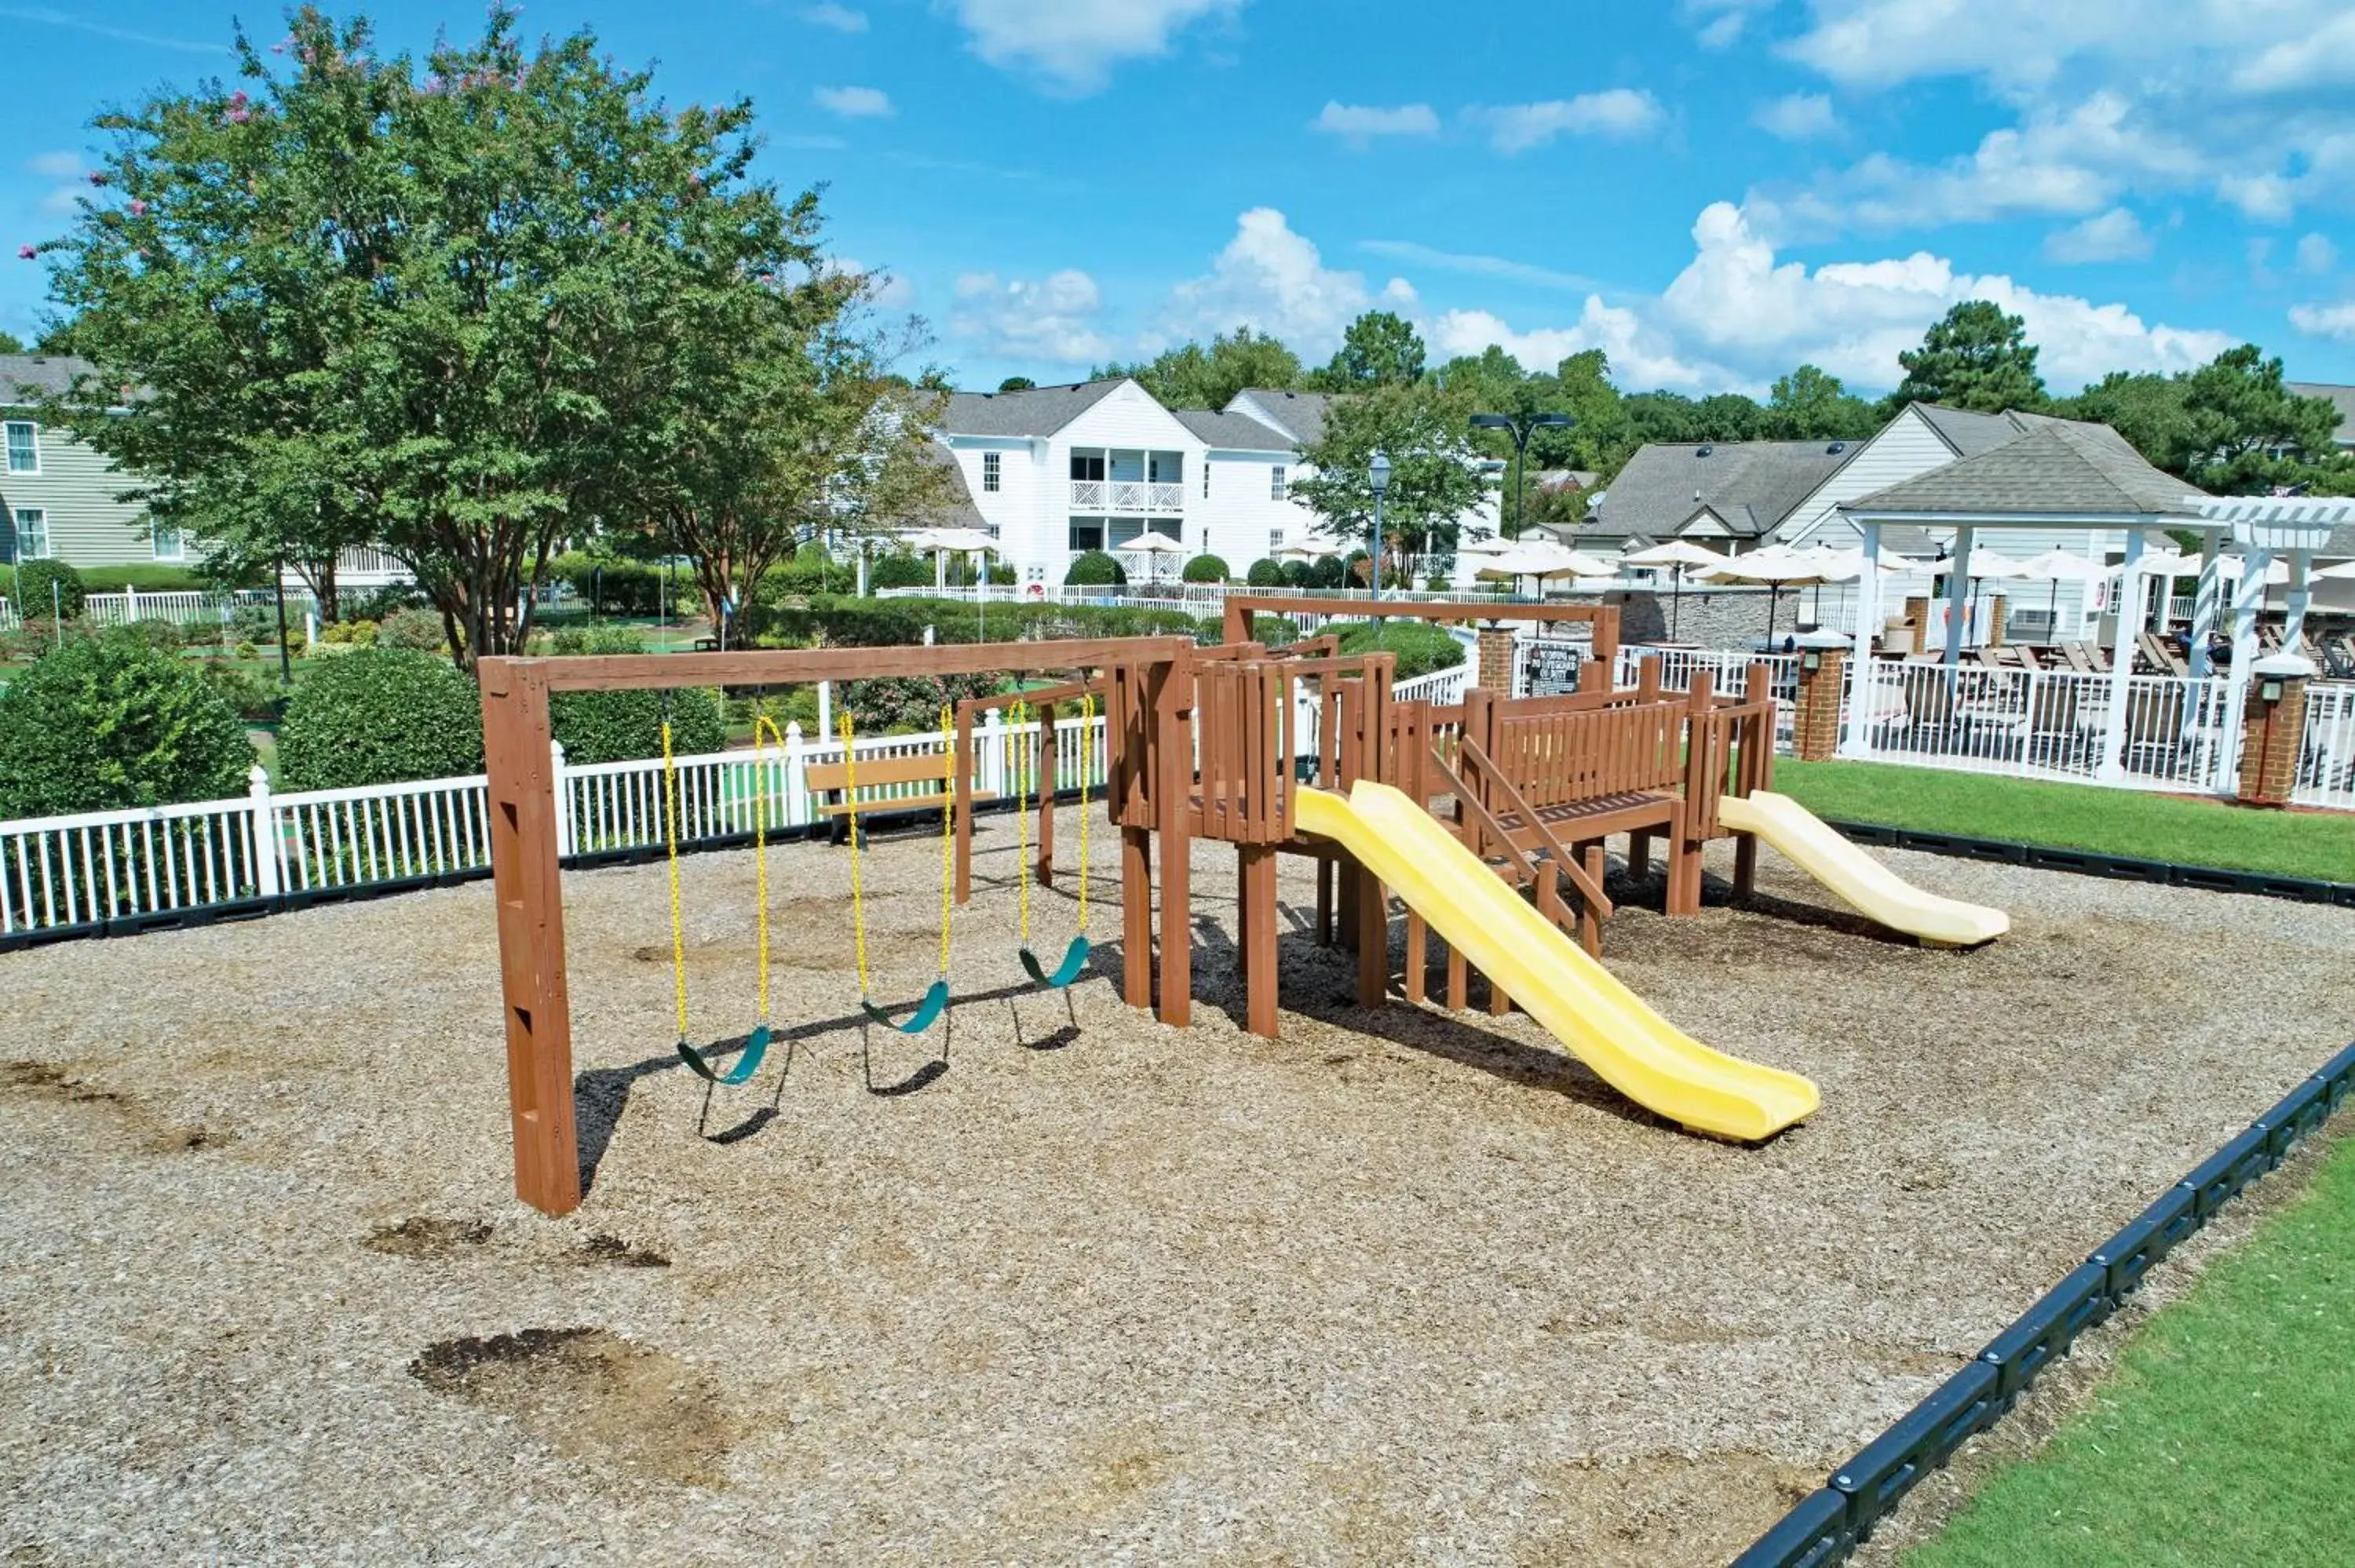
[482,611,2006,1217]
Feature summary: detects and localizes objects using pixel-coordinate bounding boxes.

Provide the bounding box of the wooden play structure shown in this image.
[482,609,2001,1214]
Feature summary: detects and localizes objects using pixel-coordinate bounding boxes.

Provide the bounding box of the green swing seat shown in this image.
[861,979,953,1036]
[677,1023,773,1085]
[1019,935,1090,990]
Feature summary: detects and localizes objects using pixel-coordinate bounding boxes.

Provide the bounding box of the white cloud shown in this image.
[1652,201,2230,392]
[952,268,1112,364]
[1427,300,1735,396]
[1685,0,1777,50]
[1359,239,1600,292]
[799,2,869,31]
[26,151,84,179]
[1309,102,1440,146]
[1777,2,2355,228]
[943,0,1241,94]
[1475,89,1666,153]
[1161,208,1413,360]
[2043,206,2152,264]
[2288,301,2355,341]
[1752,93,1841,141]
[812,85,894,119]
[2296,233,2339,275]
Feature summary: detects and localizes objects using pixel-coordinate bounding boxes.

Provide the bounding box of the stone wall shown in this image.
[1543,586,1808,652]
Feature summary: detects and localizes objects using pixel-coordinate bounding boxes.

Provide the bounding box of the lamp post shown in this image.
[1367,450,1392,606]
[1470,410,1573,541]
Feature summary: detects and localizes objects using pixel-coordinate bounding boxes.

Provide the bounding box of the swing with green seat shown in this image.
[840,706,956,1036]
[1011,692,1094,990]
[663,709,788,1085]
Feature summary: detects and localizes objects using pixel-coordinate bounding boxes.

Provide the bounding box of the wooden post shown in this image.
[1358,861,1387,1008]
[1154,648,1192,1026]
[1314,855,1334,946]
[1732,663,1769,899]
[1240,843,1280,1037]
[479,662,581,1217]
[1122,826,1153,1008]
[1403,908,1427,1003]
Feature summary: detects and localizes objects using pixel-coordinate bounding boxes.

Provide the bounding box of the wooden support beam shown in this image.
[1154,649,1192,1026]
[487,636,1191,695]
[1240,844,1280,1037]
[1122,827,1152,1008]
[480,662,582,1217]
[1356,863,1386,1009]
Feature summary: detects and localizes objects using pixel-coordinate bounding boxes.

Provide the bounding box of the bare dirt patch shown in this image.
[409,1328,731,1486]
[363,1217,494,1259]
[2,1059,228,1154]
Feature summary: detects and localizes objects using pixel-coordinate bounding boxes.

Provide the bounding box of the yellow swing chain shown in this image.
[750,713,787,1026]
[661,717,689,1043]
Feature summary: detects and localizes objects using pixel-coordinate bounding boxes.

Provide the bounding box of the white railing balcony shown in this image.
[1070,480,1184,512]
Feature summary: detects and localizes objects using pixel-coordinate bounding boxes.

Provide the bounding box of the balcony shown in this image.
[1070,479,1185,512]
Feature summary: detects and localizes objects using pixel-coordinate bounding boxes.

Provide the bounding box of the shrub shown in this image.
[197,659,281,722]
[15,560,86,620]
[1320,619,1468,681]
[1280,560,1313,589]
[319,618,380,647]
[1426,574,1450,592]
[1305,555,1345,590]
[121,618,185,653]
[1345,549,1371,586]
[1181,553,1230,584]
[868,551,933,591]
[1246,558,1285,588]
[344,582,430,622]
[0,563,12,601]
[0,632,254,816]
[1064,549,1127,588]
[276,648,484,790]
[542,625,725,763]
[378,607,447,653]
[842,673,999,736]
[771,542,854,598]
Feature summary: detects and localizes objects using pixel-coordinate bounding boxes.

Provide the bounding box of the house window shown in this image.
[3,421,36,475]
[1203,465,1210,498]
[152,520,186,560]
[981,452,1001,493]
[1068,518,1105,552]
[12,509,47,561]
[1069,453,1106,482]
[1270,465,1287,501]
[1269,529,1283,555]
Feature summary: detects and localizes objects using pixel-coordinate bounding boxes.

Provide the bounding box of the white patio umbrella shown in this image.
[1475,541,1616,599]
[2007,547,2105,640]
[1119,528,1188,585]
[2313,559,2355,581]
[1705,547,1836,644]
[1622,540,1729,638]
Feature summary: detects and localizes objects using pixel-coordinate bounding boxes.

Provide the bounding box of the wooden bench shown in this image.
[805,752,995,842]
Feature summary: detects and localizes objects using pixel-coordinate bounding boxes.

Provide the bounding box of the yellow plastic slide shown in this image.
[1294,782,1818,1142]
[1715,791,2009,947]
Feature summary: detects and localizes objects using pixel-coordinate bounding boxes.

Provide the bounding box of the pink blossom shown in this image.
[229,89,250,108]
[225,108,253,124]
[16,246,35,261]
[270,42,286,54]
[130,199,149,217]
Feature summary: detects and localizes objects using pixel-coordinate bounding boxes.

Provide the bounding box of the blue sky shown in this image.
[5,0,2353,399]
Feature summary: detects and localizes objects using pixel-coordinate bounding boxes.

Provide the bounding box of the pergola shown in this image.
[1829,419,2355,780]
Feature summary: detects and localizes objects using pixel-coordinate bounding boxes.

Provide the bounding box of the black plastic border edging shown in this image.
[0,786,1086,954]
[1820,819,2355,909]
[1732,1037,2355,1568]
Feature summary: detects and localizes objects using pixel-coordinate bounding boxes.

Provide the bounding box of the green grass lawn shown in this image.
[1771,757,2355,884]
[1908,1125,2355,1567]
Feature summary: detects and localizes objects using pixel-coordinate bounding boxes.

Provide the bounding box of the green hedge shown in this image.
[76,563,213,593]
[0,632,254,816]
[1246,559,1284,587]
[550,552,671,616]
[544,626,726,763]
[1064,549,1127,587]
[276,648,484,791]
[1319,619,1468,681]
[1181,553,1230,584]
[15,560,85,619]
[759,595,1219,650]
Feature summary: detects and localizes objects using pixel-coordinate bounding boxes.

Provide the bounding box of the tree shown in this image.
[1094,326,1302,409]
[2177,345,2343,493]
[1291,380,1491,574]
[1889,301,2047,413]
[996,375,1035,392]
[2060,370,2191,471]
[1765,364,1879,441]
[1312,311,1425,390]
[0,330,23,354]
[35,5,846,668]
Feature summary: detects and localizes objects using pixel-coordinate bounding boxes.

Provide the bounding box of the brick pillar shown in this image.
[1903,595,1930,655]
[1476,622,1517,694]
[2237,655,2313,808]
[1791,632,1848,762]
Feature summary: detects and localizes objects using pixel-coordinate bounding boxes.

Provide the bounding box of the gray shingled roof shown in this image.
[1229,388,1333,447]
[2287,381,2354,447]
[897,438,988,531]
[940,378,1126,438]
[1170,408,1294,450]
[0,353,96,406]
[1911,401,2036,458]
[1846,420,2209,519]
[1586,439,1857,543]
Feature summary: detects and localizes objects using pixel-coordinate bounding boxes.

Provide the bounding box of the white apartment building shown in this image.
[933,377,1497,585]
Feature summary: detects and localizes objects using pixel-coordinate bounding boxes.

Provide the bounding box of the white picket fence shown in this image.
[2296,681,2355,811]
[0,587,315,633]
[0,713,1113,938]
[1615,646,1800,750]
